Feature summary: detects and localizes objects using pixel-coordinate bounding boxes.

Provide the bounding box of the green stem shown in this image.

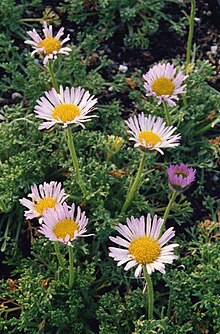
[4,306,23,314]
[120,153,146,215]
[186,0,196,72]
[53,241,63,268]
[21,18,43,22]
[0,198,8,213]
[161,191,177,230]
[84,44,92,74]
[163,102,171,125]
[1,218,10,252]
[143,267,154,320]
[68,246,74,289]
[66,127,87,197]
[195,120,219,136]
[182,95,187,108]
[48,61,59,92]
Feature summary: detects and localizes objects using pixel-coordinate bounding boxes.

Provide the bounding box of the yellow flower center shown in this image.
[175,171,188,178]
[53,219,78,240]
[139,130,162,147]
[38,37,61,55]
[52,104,81,123]
[152,77,174,96]
[129,236,161,264]
[35,197,57,216]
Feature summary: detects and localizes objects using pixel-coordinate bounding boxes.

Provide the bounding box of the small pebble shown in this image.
[194,17,201,23]
[212,175,219,182]
[210,45,218,54]
[118,64,128,73]
[12,92,22,100]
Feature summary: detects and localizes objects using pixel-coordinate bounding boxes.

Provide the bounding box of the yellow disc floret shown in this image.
[38,37,61,55]
[129,236,161,264]
[53,219,78,240]
[175,171,188,178]
[152,77,174,96]
[52,104,81,123]
[35,197,57,216]
[139,130,162,147]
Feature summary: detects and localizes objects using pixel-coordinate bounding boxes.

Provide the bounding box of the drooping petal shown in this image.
[125,112,180,154]
[25,21,71,65]
[20,182,68,219]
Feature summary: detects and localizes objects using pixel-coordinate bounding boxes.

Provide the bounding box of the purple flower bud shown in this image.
[167,163,196,191]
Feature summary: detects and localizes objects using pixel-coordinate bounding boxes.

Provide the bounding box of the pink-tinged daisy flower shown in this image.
[20,181,68,220]
[25,21,71,65]
[143,63,188,107]
[167,163,196,191]
[125,112,181,155]
[39,202,89,244]
[109,214,179,277]
[34,86,98,130]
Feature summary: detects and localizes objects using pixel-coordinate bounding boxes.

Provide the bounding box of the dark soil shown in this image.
[100,0,220,90]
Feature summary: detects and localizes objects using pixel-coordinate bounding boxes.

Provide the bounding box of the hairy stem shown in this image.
[120,153,146,215]
[48,61,59,92]
[143,267,154,320]
[66,127,87,197]
[161,190,177,231]
[163,101,171,126]
[186,0,196,72]
[53,241,63,268]
[68,246,74,289]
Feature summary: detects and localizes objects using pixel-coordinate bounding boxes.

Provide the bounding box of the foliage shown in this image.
[1,225,220,333]
[60,0,162,48]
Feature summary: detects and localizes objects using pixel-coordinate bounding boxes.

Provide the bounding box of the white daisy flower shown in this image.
[34,85,98,130]
[39,202,89,244]
[109,214,179,277]
[143,63,188,107]
[20,181,68,220]
[125,112,181,155]
[25,21,71,65]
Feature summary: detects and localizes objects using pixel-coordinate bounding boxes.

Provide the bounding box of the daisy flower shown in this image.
[143,63,188,107]
[125,112,181,154]
[167,163,196,191]
[109,214,179,277]
[25,21,71,65]
[34,86,98,130]
[39,202,89,244]
[20,181,68,220]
